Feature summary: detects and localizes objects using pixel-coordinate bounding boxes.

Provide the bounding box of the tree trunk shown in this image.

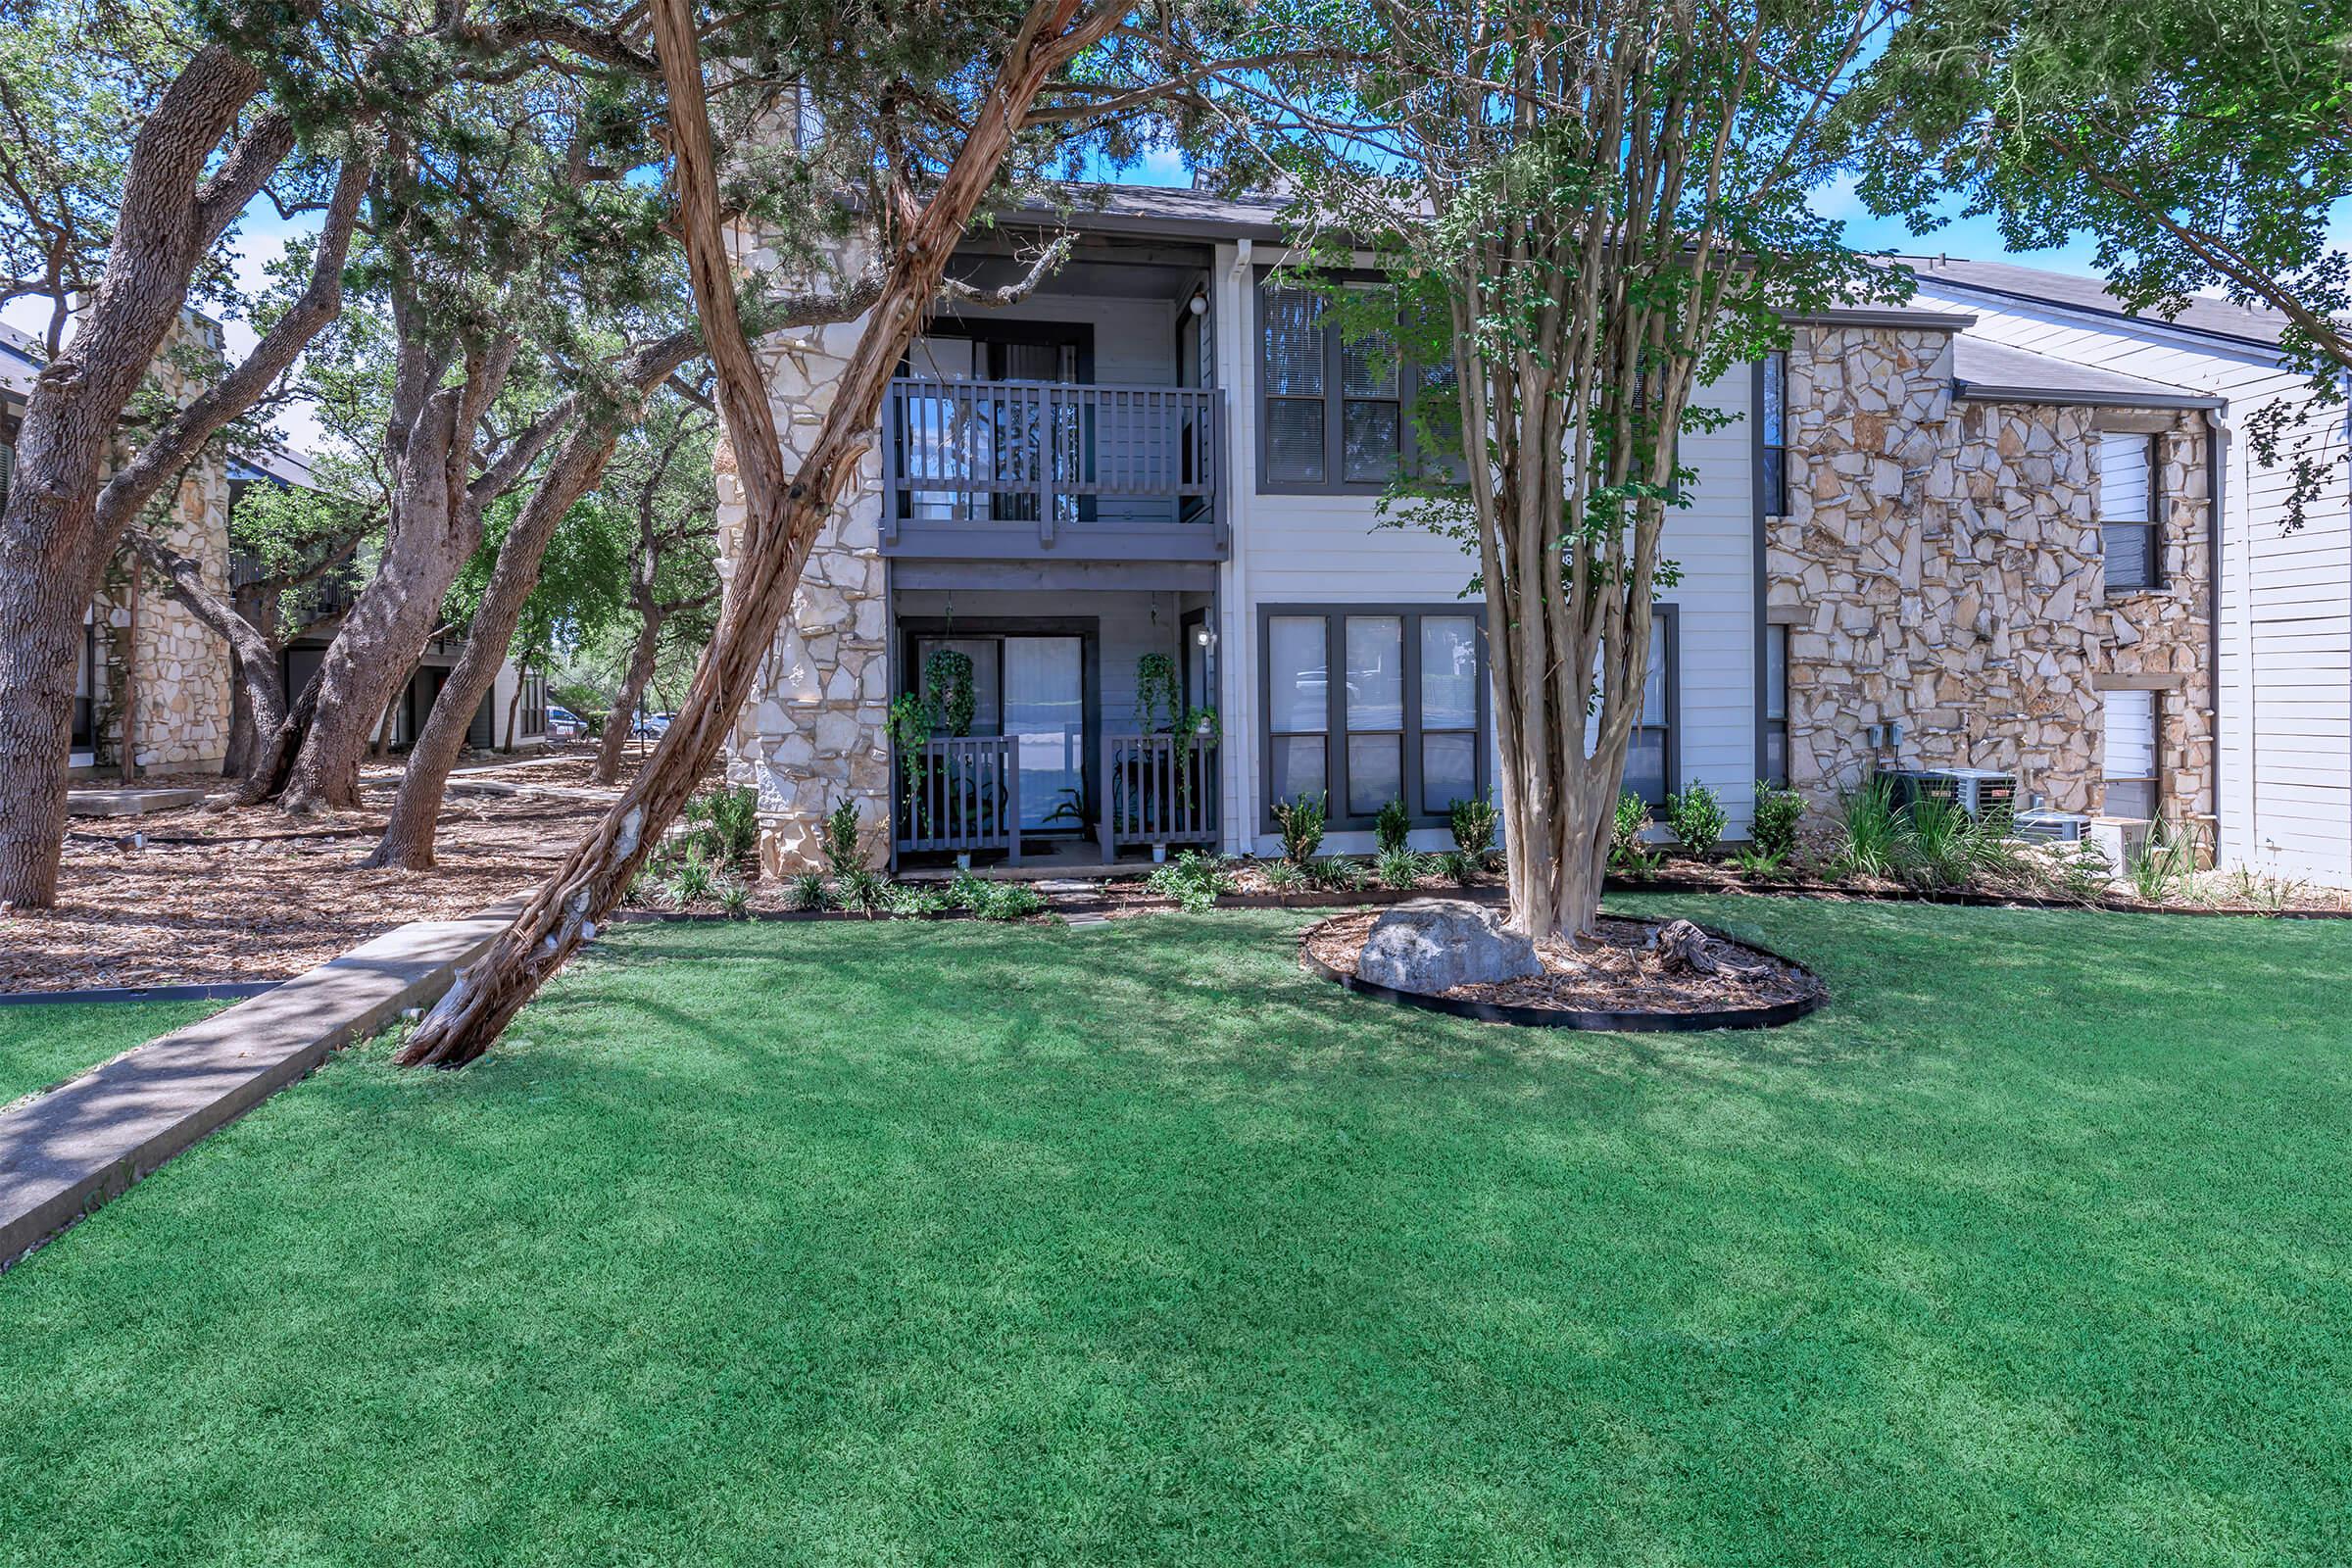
[124,526,293,798]
[593,614,663,785]
[504,673,524,752]
[277,340,518,812]
[396,0,1123,1067]
[368,425,621,863]
[0,47,285,905]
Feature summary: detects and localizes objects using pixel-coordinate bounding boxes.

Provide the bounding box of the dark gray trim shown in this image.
[897,615,1102,833]
[890,560,1216,592]
[2206,411,2224,832]
[1953,380,2224,411]
[1256,602,1491,833]
[1636,603,1683,808]
[1252,267,1411,498]
[882,523,1227,564]
[1751,356,1772,787]
[1782,307,1977,331]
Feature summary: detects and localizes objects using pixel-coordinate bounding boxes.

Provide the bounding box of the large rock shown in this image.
[1355,900,1543,996]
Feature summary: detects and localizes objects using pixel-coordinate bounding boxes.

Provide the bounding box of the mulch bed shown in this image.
[1299,908,1826,1027]
[2,747,693,995]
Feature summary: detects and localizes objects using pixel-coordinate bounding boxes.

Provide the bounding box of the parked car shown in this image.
[545,704,585,740]
[631,711,673,739]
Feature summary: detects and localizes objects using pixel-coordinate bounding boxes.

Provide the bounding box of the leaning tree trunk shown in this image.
[395,0,1124,1067]
[593,614,664,784]
[368,425,624,866]
[123,526,293,802]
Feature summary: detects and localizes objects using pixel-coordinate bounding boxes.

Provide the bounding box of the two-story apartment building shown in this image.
[721,185,2349,887]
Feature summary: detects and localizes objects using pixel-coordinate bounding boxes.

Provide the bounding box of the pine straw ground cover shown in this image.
[4,897,2351,1566]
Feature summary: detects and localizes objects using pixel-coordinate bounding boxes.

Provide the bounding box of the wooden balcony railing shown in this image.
[885,377,1226,554]
[1101,733,1219,857]
[894,735,1021,861]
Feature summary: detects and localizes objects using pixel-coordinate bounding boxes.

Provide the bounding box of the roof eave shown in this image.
[1951,380,2225,411]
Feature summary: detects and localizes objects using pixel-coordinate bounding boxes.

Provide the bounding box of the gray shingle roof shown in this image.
[1950,334,2223,409]
[1902,254,2288,349]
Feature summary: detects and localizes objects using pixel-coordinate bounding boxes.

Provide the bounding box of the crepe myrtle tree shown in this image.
[1847,0,2352,527]
[1241,0,1890,942]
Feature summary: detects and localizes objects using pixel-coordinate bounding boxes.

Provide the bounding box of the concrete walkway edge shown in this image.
[0,899,524,1270]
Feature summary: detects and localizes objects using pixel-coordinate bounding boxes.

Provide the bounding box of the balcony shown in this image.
[883,377,1227,562]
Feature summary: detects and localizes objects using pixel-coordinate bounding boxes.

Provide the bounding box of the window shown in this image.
[2099,432,2161,592]
[1762,623,1789,785]
[1616,610,1679,807]
[0,434,14,514]
[1759,351,1788,517]
[1261,605,1488,828]
[520,670,547,738]
[2102,688,2159,819]
[1257,277,1437,493]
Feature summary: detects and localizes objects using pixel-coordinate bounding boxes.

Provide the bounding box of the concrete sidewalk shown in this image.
[0,900,522,1269]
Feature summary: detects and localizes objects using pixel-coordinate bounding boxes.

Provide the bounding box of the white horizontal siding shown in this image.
[1211,240,1759,853]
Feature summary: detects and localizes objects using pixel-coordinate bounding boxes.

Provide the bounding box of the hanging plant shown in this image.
[1174,704,1220,811]
[922,646,977,738]
[889,692,934,831]
[1134,652,1182,734]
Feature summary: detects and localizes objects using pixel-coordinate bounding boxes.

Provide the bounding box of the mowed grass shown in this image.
[4,897,2351,1566]
[0,997,226,1107]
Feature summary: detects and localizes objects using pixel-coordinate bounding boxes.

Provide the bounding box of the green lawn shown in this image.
[4,897,2350,1566]
[0,997,226,1107]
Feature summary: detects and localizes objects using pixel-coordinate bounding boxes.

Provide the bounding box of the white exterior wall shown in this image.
[1913,280,2352,885]
[1207,241,1761,856]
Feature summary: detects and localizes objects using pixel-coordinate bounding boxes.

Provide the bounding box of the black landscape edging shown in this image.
[1213,884,1507,910]
[1603,871,2352,920]
[1298,918,1827,1033]
[0,980,282,1008]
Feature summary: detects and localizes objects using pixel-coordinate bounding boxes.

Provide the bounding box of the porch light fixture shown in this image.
[1187,291,1208,317]
[1193,624,1217,650]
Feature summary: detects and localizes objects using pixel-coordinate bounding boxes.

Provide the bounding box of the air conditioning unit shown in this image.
[1876,767,2020,821]
[2013,809,2090,844]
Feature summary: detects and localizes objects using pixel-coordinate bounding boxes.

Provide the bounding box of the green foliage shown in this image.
[1751,781,1804,861]
[819,797,864,881]
[662,849,716,908]
[1373,797,1413,855]
[1830,781,1908,880]
[680,785,760,870]
[833,868,888,917]
[922,647,978,738]
[1133,653,1182,733]
[1147,851,1235,912]
[1261,858,1310,894]
[714,878,752,920]
[2128,820,2204,904]
[883,883,953,919]
[1447,794,1498,858]
[1610,794,1660,875]
[1312,857,1373,893]
[1663,782,1728,858]
[1733,847,1788,880]
[784,871,829,912]
[1435,850,1474,886]
[2040,841,2116,903]
[947,870,1048,922]
[1375,848,1430,890]
[1272,791,1328,865]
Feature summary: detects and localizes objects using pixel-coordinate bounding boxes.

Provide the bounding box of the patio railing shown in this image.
[1102,733,1219,857]
[894,735,1021,862]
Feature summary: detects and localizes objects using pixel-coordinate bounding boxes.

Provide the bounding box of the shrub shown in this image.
[1664,781,1728,858]
[1733,847,1788,880]
[664,848,716,907]
[976,881,1047,921]
[1447,793,1499,858]
[1750,781,1804,860]
[1376,847,1430,889]
[946,868,995,912]
[783,871,828,911]
[1374,796,1412,854]
[1610,793,1659,874]
[2039,840,2114,903]
[714,877,752,919]
[2128,819,2202,903]
[1313,856,1372,892]
[1271,791,1327,865]
[1435,849,1473,886]
[883,883,952,918]
[834,867,888,915]
[1147,851,1234,912]
[1903,797,1974,888]
[818,795,864,880]
[680,784,760,869]
[1261,858,1310,894]
[1830,779,1908,879]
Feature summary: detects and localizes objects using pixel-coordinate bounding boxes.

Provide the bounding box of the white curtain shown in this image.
[1004,637,1084,830]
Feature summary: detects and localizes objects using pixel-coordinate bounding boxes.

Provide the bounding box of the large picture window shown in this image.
[1256,275,1455,494]
[1260,605,1488,829]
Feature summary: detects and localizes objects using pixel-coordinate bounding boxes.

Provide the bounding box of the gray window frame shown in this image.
[2101,432,2164,595]
[1257,602,1491,832]
[1761,621,1788,788]
[1623,604,1682,808]
[2101,687,2162,820]
[1255,270,1439,497]
[1759,350,1789,518]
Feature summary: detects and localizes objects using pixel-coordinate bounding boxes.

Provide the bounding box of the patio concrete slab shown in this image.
[66,787,207,817]
[0,899,523,1269]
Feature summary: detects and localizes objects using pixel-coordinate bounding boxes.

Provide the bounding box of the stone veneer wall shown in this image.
[714,312,894,874]
[1768,324,2211,824]
[88,317,233,771]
